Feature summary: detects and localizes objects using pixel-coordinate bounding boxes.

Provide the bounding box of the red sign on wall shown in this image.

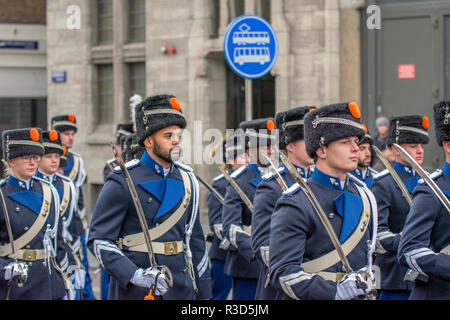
[398,64,415,79]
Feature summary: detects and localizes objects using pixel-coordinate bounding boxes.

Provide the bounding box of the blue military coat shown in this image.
[62,151,86,222]
[222,164,265,280]
[268,168,375,299]
[398,162,450,299]
[371,162,419,291]
[88,151,212,300]
[0,175,68,299]
[350,167,378,188]
[252,165,307,299]
[207,172,230,262]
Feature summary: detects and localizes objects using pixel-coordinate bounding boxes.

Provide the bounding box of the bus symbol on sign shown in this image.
[224,15,278,79]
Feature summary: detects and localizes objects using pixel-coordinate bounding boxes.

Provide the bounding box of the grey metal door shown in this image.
[363,1,450,171]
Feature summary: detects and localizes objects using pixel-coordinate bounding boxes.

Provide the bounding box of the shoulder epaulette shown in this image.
[33,175,51,185]
[230,165,247,179]
[70,151,82,158]
[0,179,6,187]
[262,166,286,182]
[348,173,366,188]
[174,161,193,172]
[368,167,379,175]
[55,172,73,183]
[106,158,116,165]
[281,182,301,198]
[418,169,442,185]
[373,169,389,181]
[113,159,140,173]
[213,174,225,182]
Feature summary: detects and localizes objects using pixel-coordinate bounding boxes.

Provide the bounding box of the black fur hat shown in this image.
[278,106,317,149]
[239,117,277,149]
[387,115,429,147]
[2,128,44,160]
[135,94,187,147]
[51,114,77,133]
[116,123,134,145]
[433,101,450,146]
[275,111,287,150]
[42,130,64,155]
[359,124,374,146]
[223,132,246,162]
[304,102,365,158]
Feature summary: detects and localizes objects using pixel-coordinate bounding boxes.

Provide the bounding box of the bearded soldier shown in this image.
[0,128,71,299]
[51,114,96,300]
[221,118,276,300]
[251,106,315,300]
[88,94,212,300]
[207,133,247,300]
[398,101,450,299]
[268,102,377,300]
[350,125,378,188]
[371,115,429,300]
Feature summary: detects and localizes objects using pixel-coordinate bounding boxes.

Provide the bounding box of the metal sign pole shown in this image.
[245,78,252,121]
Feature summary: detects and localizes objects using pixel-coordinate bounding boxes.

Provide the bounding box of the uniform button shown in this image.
[26,245,30,249]
[24,226,29,231]
[15,207,20,212]
[328,213,334,219]
[148,198,152,203]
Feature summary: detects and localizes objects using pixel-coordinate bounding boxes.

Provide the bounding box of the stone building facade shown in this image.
[46,0,364,219]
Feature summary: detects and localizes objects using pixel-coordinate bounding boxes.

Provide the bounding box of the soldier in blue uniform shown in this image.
[51,114,96,300]
[221,118,276,300]
[350,124,378,188]
[398,101,450,299]
[251,106,315,300]
[0,128,71,299]
[207,134,247,300]
[371,115,429,300]
[36,130,85,298]
[268,102,377,300]
[88,94,212,300]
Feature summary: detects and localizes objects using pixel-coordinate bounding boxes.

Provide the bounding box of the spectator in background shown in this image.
[374,116,389,150]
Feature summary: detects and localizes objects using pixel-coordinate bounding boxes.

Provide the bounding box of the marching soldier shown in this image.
[268,102,377,300]
[221,118,276,300]
[398,101,450,299]
[0,128,71,299]
[371,115,429,300]
[251,106,315,299]
[51,114,96,300]
[88,94,212,300]
[36,130,85,298]
[103,123,134,182]
[207,133,247,300]
[350,124,378,188]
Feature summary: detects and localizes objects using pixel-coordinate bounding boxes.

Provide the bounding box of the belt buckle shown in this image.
[164,241,178,255]
[22,249,36,261]
[336,272,345,282]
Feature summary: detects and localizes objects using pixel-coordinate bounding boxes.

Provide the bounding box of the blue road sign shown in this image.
[52,71,67,83]
[224,15,278,79]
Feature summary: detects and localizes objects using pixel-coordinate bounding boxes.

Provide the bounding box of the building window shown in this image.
[97,64,114,124]
[128,62,146,99]
[128,0,146,43]
[260,0,271,23]
[97,0,113,45]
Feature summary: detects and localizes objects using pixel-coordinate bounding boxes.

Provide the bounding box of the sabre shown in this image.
[0,188,27,300]
[219,166,254,212]
[195,174,224,204]
[372,145,412,205]
[278,150,354,274]
[111,142,173,298]
[262,154,288,191]
[393,143,450,213]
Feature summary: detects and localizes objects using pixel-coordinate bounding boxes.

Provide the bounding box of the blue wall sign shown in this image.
[224,15,278,79]
[52,71,67,83]
[0,40,38,50]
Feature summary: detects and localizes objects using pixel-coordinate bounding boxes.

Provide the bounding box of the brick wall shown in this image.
[0,0,46,24]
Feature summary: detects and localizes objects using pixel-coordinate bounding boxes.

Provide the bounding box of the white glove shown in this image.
[130,268,169,296]
[4,261,28,284]
[72,268,86,290]
[335,271,369,300]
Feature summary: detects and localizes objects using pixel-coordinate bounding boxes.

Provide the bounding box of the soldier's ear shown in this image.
[442,140,450,154]
[315,146,327,160]
[143,136,152,149]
